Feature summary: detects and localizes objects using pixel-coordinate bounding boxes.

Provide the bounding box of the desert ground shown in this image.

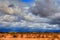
[0,32,60,40]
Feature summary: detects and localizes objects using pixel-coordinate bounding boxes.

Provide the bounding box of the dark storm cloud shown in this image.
[30,0,60,19]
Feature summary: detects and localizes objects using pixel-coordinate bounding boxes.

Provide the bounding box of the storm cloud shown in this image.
[30,0,60,19]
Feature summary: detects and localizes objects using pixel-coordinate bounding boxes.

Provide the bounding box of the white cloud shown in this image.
[0,0,59,30]
[0,15,18,22]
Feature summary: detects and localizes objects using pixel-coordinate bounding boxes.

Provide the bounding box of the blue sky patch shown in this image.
[19,0,34,2]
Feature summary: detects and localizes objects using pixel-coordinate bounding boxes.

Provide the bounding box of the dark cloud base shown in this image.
[0,27,60,32]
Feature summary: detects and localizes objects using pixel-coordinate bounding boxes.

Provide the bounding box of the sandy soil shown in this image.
[0,33,60,40]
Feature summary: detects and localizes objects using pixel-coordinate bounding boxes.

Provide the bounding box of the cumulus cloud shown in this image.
[31,0,60,19]
[0,0,60,30]
[0,15,18,22]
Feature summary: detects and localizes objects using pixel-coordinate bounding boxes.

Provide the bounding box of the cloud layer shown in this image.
[0,0,60,30]
[31,0,60,19]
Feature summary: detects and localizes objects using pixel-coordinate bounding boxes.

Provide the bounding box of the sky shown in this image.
[0,0,60,32]
[19,0,34,2]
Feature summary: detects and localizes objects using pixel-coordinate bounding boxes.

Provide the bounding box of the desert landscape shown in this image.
[0,32,60,40]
